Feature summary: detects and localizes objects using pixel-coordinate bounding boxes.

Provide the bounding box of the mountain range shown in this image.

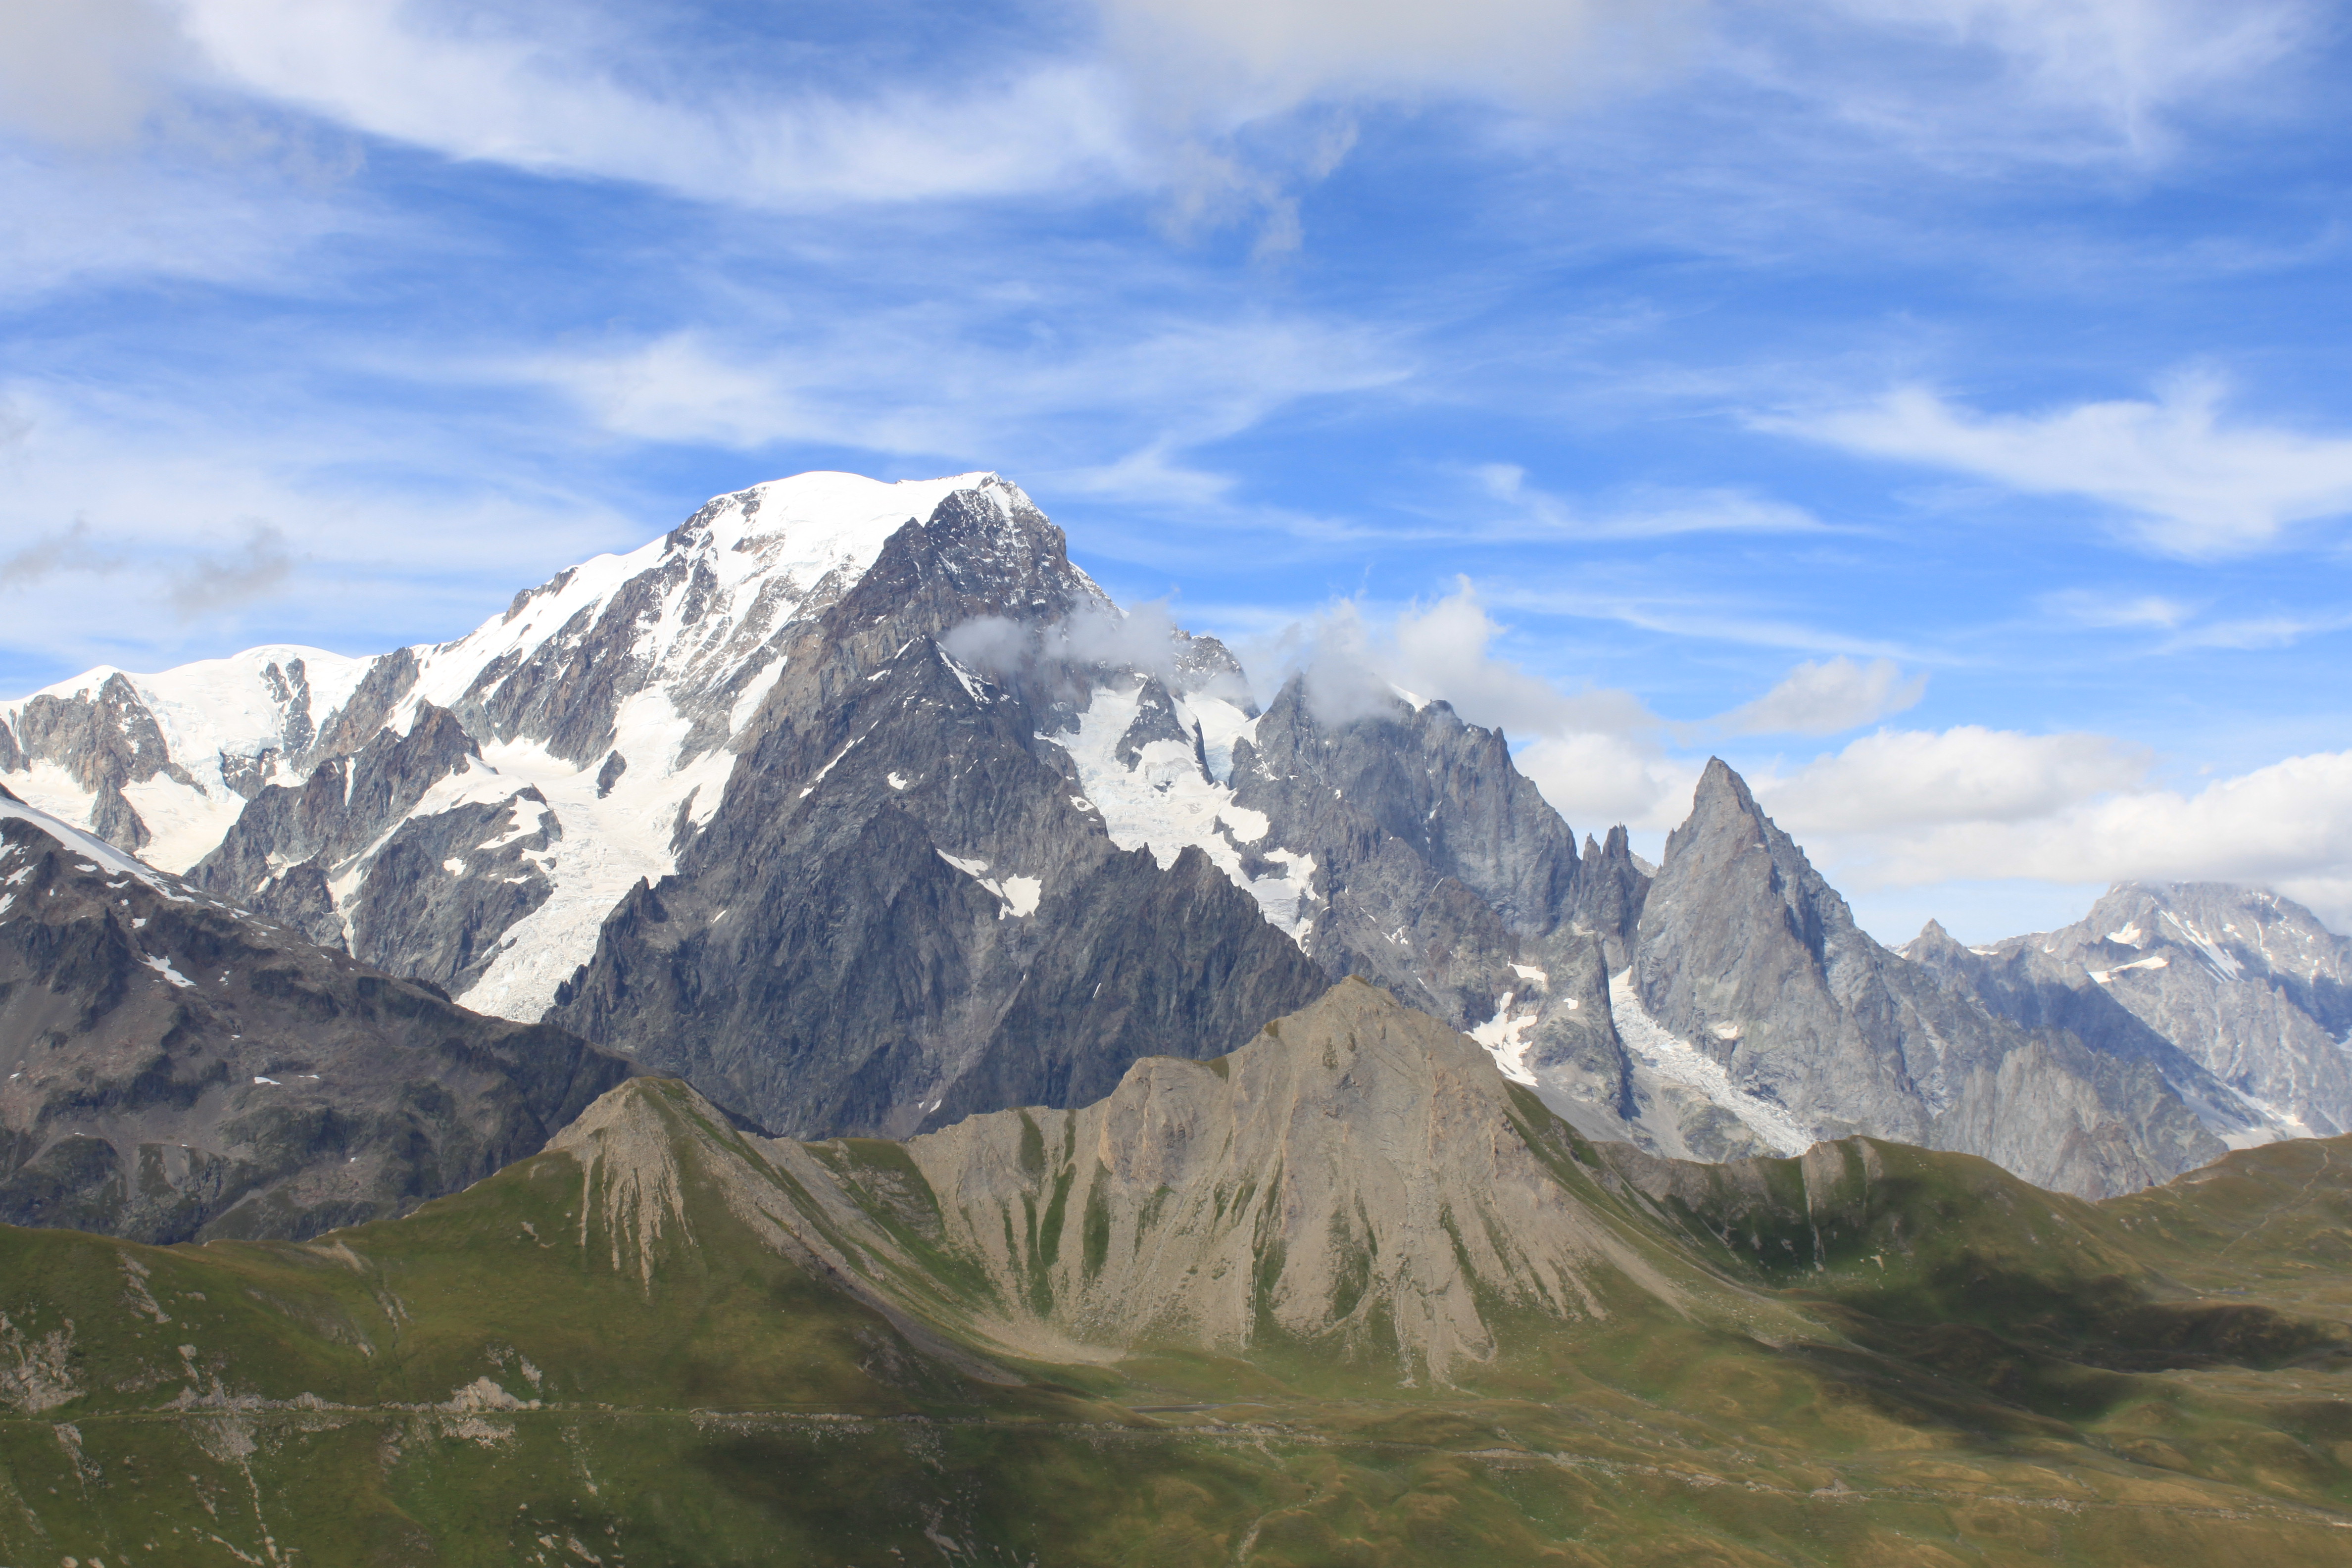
[6,470,2346,1225]
[4,470,2351,1560]
[2,979,2347,1563]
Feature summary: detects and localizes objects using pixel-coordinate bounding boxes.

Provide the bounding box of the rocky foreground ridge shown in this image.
[3,978,2348,1563]
[4,470,2349,1202]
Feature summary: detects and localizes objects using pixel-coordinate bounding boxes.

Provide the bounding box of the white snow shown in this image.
[2106,922,2145,946]
[2087,954,2169,984]
[144,954,195,988]
[1047,676,1318,941]
[6,473,1081,1027]
[2159,910,2246,980]
[0,793,194,902]
[5,646,370,873]
[935,852,1041,919]
[453,714,738,1020]
[1471,992,1541,1085]
[1510,963,1549,988]
[403,472,1011,730]
[1608,970,1813,1158]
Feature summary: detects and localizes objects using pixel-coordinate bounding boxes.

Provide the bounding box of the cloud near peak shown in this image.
[1716,655,1926,735]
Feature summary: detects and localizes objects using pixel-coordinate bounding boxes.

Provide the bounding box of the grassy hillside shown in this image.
[3,991,2350,1565]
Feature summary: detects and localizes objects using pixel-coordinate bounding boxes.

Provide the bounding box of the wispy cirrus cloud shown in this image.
[1764,372,2352,557]
[2038,588,2196,630]
[1473,463,1825,540]
[509,312,1409,485]
[167,0,1136,208]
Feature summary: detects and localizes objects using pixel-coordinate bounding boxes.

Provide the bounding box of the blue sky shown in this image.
[5,0,2352,942]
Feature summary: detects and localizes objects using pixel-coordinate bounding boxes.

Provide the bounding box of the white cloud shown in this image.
[1743,727,2352,932]
[1516,733,1699,835]
[1767,373,2352,557]
[2039,589,2194,630]
[1758,726,2154,833]
[1717,655,1926,735]
[1818,0,2305,150]
[1097,0,2301,151]
[1253,579,1696,834]
[0,379,650,681]
[0,0,182,145]
[514,314,1407,479]
[165,0,1135,208]
[1474,464,1825,540]
[13,0,2274,224]
[1096,0,1702,124]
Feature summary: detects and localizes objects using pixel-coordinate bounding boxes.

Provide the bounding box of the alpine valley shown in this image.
[3,473,2349,1563]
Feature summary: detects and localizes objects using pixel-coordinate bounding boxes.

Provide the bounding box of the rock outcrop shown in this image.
[0,791,630,1241]
[1622,760,2228,1193]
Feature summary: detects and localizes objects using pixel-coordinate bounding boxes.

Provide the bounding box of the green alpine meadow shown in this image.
[5,980,2348,1565]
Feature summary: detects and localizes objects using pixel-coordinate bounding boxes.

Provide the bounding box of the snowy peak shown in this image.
[1952,879,2352,1143]
[398,471,1024,770]
[0,647,369,870]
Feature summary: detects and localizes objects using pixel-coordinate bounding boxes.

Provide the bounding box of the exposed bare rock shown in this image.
[1910,883,2352,1139]
[553,980,1706,1382]
[545,491,1330,1137]
[0,792,630,1242]
[895,976,1685,1378]
[1630,759,2225,1195]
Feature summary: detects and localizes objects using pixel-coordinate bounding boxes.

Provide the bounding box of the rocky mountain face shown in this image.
[7,468,2351,1198]
[1614,761,2232,1194]
[541,487,1332,1137]
[0,790,630,1242]
[1906,882,2352,1140]
[884,975,1683,1379]
[1220,680,1635,1125]
[0,650,369,871]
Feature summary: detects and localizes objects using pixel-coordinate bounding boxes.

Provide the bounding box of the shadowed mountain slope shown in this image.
[0,791,631,1243]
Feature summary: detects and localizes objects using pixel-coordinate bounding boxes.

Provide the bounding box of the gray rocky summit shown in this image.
[1906,882,2352,1140]
[1608,759,2227,1193]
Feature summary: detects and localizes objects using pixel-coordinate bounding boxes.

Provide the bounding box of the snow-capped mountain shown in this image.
[0,646,370,870]
[1907,882,2352,1143]
[6,469,2349,1196]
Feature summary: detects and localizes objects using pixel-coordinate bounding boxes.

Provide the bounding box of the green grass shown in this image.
[3,1097,2350,1564]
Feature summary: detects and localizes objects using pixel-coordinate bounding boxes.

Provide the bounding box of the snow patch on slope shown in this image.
[1608,970,1813,1158]
[936,852,1042,919]
[1048,677,1318,941]
[0,793,196,903]
[455,693,739,1020]
[1471,993,1541,1085]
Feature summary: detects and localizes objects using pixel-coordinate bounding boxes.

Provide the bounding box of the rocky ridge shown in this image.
[1906,882,2352,1141]
[0,788,630,1241]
